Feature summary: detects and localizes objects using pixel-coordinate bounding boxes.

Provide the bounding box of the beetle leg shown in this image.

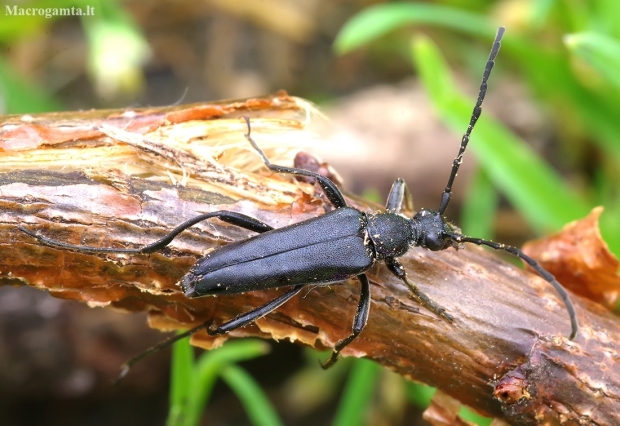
[116,283,304,381]
[137,211,274,253]
[19,211,274,254]
[385,257,454,322]
[385,178,414,215]
[321,273,371,369]
[243,117,348,209]
[208,285,305,334]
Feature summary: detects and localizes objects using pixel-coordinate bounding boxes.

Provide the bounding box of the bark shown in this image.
[1,96,619,425]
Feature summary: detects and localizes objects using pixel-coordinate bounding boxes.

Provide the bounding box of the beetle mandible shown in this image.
[19,27,578,371]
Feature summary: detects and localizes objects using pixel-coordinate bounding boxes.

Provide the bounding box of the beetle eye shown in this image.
[425,233,450,251]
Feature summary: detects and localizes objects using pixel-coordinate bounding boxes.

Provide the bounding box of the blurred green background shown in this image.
[1,0,618,425]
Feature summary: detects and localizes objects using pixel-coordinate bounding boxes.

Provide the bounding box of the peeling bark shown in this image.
[1,98,619,425]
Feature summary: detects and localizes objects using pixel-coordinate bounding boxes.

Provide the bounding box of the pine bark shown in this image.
[1,97,618,425]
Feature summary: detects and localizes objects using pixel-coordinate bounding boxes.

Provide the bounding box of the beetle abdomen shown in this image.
[182,207,374,297]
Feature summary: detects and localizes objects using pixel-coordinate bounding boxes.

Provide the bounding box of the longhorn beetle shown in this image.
[20,27,578,373]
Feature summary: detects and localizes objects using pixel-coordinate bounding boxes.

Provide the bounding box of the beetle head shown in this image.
[412,208,459,251]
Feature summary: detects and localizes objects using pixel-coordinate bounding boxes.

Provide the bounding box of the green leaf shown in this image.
[564,32,620,91]
[459,406,492,426]
[411,34,590,232]
[461,168,499,239]
[405,382,435,408]
[81,1,151,99]
[167,338,195,426]
[0,55,62,113]
[221,364,284,426]
[334,3,495,54]
[528,0,558,29]
[332,358,381,426]
[183,340,271,426]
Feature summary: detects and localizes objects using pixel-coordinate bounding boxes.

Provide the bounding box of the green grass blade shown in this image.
[411,35,590,232]
[459,406,492,426]
[529,0,558,29]
[405,382,435,408]
[332,358,381,426]
[334,3,495,54]
[405,382,491,425]
[461,168,499,239]
[0,55,62,113]
[504,36,620,162]
[167,338,195,426]
[564,32,620,91]
[220,364,284,426]
[593,0,620,38]
[334,2,620,166]
[599,204,620,257]
[184,340,271,426]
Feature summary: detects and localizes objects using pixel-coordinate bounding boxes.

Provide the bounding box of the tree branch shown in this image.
[1,97,619,425]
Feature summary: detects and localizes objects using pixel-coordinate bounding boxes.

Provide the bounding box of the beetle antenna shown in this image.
[447,232,578,340]
[438,26,505,215]
[113,321,211,385]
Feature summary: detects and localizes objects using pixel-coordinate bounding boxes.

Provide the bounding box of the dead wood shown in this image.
[1,95,619,425]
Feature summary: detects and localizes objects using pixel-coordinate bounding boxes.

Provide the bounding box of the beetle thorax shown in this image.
[366,212,415,259]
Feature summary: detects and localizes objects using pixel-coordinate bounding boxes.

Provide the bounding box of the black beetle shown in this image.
[19,27,578,371]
